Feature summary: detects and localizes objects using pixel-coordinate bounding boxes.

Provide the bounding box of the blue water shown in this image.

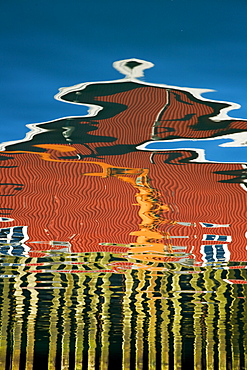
[1,0,247,145]
[137,137,247,163]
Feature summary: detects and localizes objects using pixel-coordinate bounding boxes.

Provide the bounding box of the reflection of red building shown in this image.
[0,58,246,263]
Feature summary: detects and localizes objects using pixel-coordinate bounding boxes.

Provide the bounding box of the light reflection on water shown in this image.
[0,58,246,369]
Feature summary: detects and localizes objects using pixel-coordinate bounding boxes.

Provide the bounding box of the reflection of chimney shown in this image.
[113,58,154,79]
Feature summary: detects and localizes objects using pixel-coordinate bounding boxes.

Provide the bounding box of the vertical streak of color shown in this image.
[190,274,203,370]
[0,264,10,370]
[74,263,86,370]
[122,270,133,370]
[99,255,112,370]
[48,264,61,370]
[146,273,157,370]
[160,274,170,370]
[204,269,216,370]
[134,269,146,370]
[25,259,38,370]
[87,254,100,370]
[215,270,228,370]
[171,268,182,370]
[12,259,26,370]
[61,273,73,370]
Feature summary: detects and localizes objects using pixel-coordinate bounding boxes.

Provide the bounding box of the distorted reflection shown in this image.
[0,58,246,369]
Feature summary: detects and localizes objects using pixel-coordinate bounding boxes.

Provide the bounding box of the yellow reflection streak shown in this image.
[160,275,170,370]
[48,263,61,370]
[239,268,247,370]
[146,273,157,370]
[243,291,247,370]
[0,261,11,370]
[122,270,133,370]
[87,254,100,370]
[99,254,112,370]
[74,260,86,370]
[61,273,73,370]
[190,273,204,370]
[25,259,38,370]
[12,258,26,370]
[214,269,228,370]
[171,268,182,370]
[204,269,219,370]
[228,271,241,370]
[134,269,146,370]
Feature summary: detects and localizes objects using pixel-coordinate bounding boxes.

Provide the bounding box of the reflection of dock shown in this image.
[0,253,247,368]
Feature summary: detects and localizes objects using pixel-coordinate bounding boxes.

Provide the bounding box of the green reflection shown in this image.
[0,255,246,368]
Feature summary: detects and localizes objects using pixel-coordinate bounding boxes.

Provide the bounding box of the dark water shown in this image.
[0,59,246,369]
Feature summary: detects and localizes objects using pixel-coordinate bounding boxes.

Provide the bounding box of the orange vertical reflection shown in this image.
[4,146,174,259]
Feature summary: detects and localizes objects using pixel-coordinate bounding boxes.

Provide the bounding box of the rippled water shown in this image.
[0,59,246,369]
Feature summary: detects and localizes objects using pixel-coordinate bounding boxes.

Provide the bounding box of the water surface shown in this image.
[0,59,246,369]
